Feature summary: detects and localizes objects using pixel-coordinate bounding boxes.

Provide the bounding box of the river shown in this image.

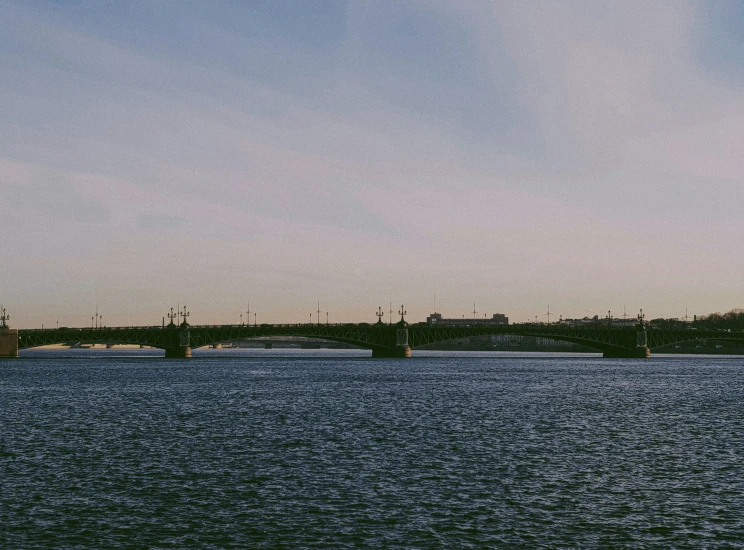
[2,349,743,547]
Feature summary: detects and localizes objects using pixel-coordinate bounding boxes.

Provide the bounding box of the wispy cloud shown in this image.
[1,0,743,325]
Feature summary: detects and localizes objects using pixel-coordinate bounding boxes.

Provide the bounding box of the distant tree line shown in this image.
[696,309,744,331]
[647,309,744,331]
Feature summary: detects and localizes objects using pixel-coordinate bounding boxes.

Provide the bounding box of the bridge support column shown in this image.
[373,315,413,357]
[371,345,411,358]
[603,346,651,358]
[165,347,192,358]
[0,329,18,358]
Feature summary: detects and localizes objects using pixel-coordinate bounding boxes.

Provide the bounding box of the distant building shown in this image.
[560,316,636,328]
[426,312,509,325]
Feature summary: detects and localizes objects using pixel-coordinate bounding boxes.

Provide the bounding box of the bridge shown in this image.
[4,307,744,358]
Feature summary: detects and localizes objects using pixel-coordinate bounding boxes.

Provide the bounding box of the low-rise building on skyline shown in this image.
[426,312,509,325]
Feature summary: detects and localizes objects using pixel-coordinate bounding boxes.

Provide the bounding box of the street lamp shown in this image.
[376,306,384,324]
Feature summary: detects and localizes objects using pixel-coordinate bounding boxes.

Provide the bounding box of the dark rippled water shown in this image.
[2,349,744,548]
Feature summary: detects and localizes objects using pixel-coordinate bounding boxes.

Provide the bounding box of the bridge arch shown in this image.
[188,325,397,355]
[406,325,652,358]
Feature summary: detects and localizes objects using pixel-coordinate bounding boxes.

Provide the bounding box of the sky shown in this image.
[1,0,743,328]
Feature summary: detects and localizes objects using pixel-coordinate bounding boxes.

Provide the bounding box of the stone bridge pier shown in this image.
[603,346,651,358]
[0,328,18,358]
[165,347,192,358]
[602,324,651,358]
[372,314,411,357]
[371,345,411,358]
[163,323,192,358]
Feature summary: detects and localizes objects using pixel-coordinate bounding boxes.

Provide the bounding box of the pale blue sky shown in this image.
[1,0,743,327]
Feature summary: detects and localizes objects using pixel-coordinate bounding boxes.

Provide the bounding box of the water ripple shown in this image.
[2,352,744,547]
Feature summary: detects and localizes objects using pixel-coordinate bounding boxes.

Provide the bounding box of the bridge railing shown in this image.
[19,326,165,332]
[18,323,383,331]
[16,323,608,332]
[18,323,739,334]
[189,323,378,329]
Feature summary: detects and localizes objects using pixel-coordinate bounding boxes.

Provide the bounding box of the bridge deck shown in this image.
[13,323,744,358]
